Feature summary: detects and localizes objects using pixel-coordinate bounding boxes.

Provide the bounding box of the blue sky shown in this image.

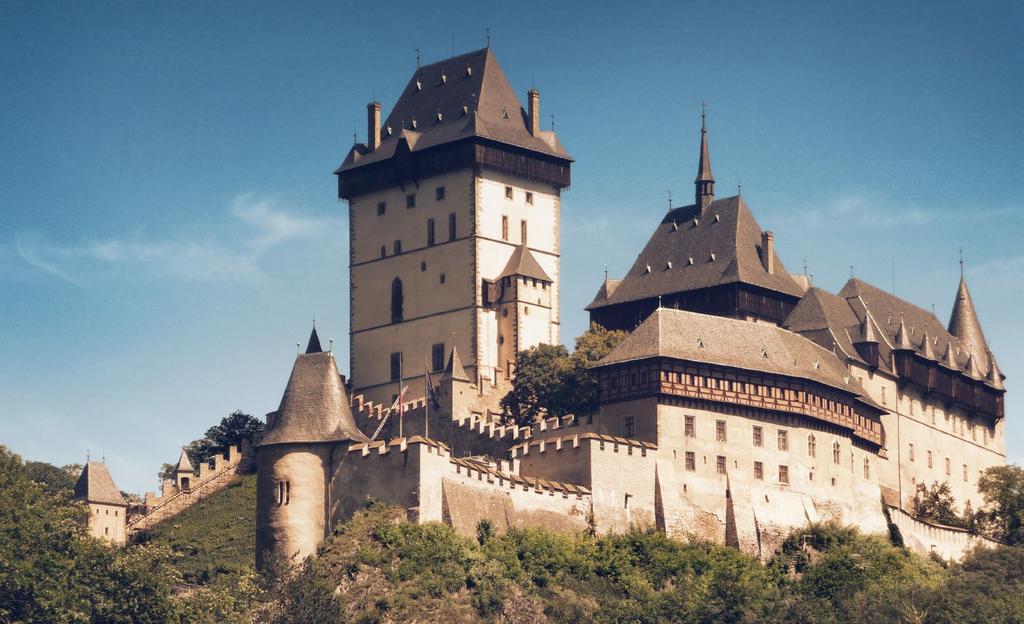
[1,0,1021,494]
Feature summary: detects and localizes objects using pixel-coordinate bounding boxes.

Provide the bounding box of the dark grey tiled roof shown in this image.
[585,277,621,310]
[338,48,570,173]
[786,278,1002,389]
[498,244,552,282]
[587,196,804,310]
[259,352,368,447]
[599,307,879,408]
[73,462,128,506]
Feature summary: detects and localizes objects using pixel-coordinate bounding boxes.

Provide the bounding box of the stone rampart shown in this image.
[130,443,251,534]
[888,506,999,561]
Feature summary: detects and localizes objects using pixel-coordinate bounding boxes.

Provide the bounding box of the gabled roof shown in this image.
[948,277,988,362]
[73,462,128,507]
[600,308,881,410]
[338,48,570,173]
[498,244,552,282]
[259,351,368,447]
[443,345,470,382]
[586,277,622,310]
[175,449,194,473]
[587,197,804,310]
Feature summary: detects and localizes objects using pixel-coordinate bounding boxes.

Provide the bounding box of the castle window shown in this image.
[505,185,513,200]
[754,461,764,480]
[449,212,457,241]
[421,261,427,272]
[927,450,933,469]
[945,457,951,476]
[833,441,841,464]
[971,424,977,441]
[930,406,936,425]
[502,216,509,241]
[881,386,887,405]
[427,218,436,246]
[390,352,402,381]
[779,465,789,484]
[808,434,816,458]
[864,458,870,479]
[521,220,528,245]
[684,415,695,438]
[406,193,416,208]
[777,429,788,451]
[624,416,636,437]
[380,245,386,258]
[435,185,446,201]
[526,191,534,205]
[105,527,109,536]
[716,455,726,474]
[432,343,445,372]
[715,420,727,442]
[908,442,915,462]
[394,240,402,255]
[440,273,446,284]
[753,425,763,447]
[685,451,695,471]
[377,201,386,216]
[391,278,403,323]
[963,464,968,482]
[284,481,290,505]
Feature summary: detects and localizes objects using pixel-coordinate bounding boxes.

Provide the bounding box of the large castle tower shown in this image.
[336,48,572,405]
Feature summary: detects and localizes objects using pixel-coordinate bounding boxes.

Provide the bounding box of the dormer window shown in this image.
[411,118,418,129]
[385,125,393,136]
[440,71,447,83]
[415,79,422,91]
[465,65,472,77]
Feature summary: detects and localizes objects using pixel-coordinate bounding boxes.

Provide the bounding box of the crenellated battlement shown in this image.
[347,435,451,457]
[449,456,590,499]
[510,432,656,458]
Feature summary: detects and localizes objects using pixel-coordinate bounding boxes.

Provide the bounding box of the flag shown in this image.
[425,361,441,412]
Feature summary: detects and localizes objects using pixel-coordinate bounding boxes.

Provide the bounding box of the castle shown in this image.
[254,47,1007,567]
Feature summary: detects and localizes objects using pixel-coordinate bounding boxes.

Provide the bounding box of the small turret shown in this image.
[694,105,715,212]
[442,344,470,382]
[987,351,1005,390]
[941,340,959,370]
[852,310,880,368]
[174,448,195,491]
[893,315,913,351]
[919,331,936,360]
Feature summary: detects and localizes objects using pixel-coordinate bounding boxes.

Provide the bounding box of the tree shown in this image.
[23,460,78,497]
[500,325,629,426]
[972,464,1024,545]
[912,481,966,528]
[159,410,264,481]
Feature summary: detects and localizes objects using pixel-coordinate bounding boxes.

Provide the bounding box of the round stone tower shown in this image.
[256,326,368,570]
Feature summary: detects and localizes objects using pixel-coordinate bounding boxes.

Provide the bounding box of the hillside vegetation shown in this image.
[258,502,1024,624]
[136,473,257,585]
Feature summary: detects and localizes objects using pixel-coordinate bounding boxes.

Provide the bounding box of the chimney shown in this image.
[761,231,775,275]
[527,89,540,136]
[367,101,381,151]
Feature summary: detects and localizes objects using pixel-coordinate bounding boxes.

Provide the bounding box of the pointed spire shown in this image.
[947,276,988,366]
[443,345,470,382]
[965,352,981,379]
[855,309,879,344]
[694,102,715,212]
[919,331,936,360]
[987,351,1004,390]
[942,340,959,370]
[175,448,194,473]
[305,322,323,354]
[893,315,914,351]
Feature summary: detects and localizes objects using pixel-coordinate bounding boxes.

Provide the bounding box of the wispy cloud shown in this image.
[10,194,341,285]
[801,195,933,230]
[967,255,1024,280]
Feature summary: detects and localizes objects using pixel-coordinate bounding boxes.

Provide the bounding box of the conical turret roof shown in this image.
[893,315,914,351]
[498,244,552,282]
[920,331,936,360]
[443,345,470,382]
[175,448,194,473]
[73,462,128,507]
[941,340,959,370]
[259,349,368,447]
[695,109,714,184]
[987,352,1005,390]
[948,278,988,370]
[306,325,323,354]
[854,309,880,344]
[965,352,982,379]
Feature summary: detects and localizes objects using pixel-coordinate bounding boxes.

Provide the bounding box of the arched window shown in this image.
[391,278,403,323]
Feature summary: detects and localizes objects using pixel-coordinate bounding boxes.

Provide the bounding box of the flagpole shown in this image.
[424,359,430,440]
[398,353,404,438]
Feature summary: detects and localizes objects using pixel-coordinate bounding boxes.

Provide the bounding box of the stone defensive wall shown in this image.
[887,506,1000,561]
[332,436,591,537]
[349,393,532,460]
[512,432,659,533]
[130,442,251,534]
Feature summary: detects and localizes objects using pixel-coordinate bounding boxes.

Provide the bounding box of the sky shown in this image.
[1,0,1021,494]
